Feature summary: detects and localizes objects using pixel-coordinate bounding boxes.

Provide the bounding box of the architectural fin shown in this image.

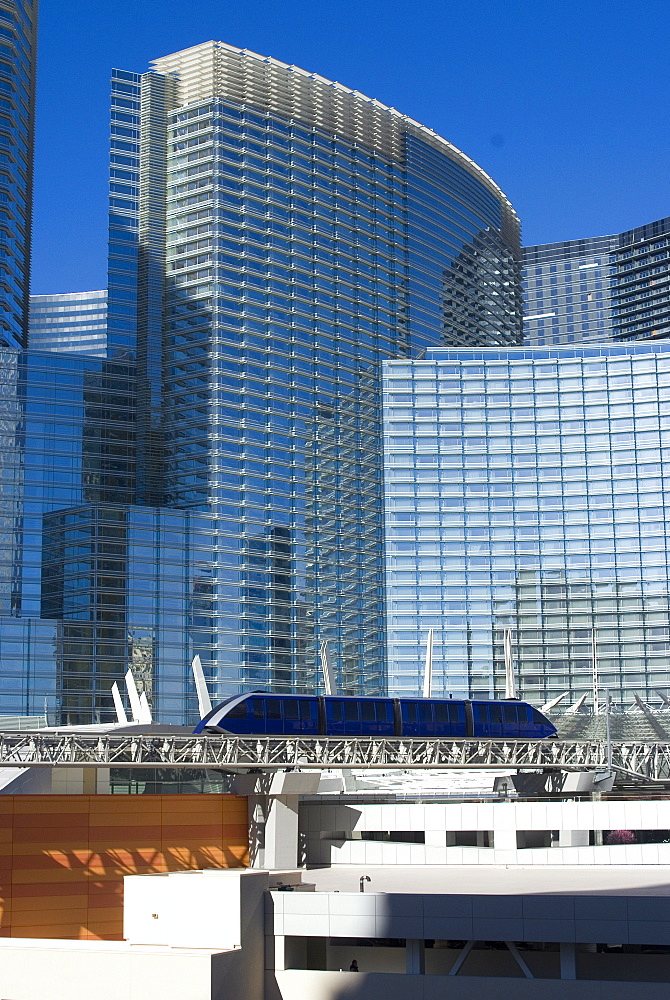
[111,682,128,725]
[192,655,213,719]
[504,628,516,699]
[139,691,153,724]
[541,691,569,713]
[124,669,143,724]
[422,629,434,698]
[565,693,587,715]
[320,640,335,697]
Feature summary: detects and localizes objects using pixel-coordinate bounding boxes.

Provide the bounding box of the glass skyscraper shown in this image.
[383,345,670,710]
[523,216,670,347]
[1,40,523,722]
[0,0,37,348]
[99,41,522,708]
[29,290,107,355]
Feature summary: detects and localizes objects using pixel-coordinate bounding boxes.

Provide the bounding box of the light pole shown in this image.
[606,689,612,772]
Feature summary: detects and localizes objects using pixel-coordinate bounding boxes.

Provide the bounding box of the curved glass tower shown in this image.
[101,40,523,708]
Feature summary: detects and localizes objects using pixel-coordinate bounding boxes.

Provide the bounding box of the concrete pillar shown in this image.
[248,796,266,868]
[268,934,286,971]
[492,828,517,851]
[558,830,589,847]
[560,942,576,980]
[264,795,300,869]
[406,938,425,974]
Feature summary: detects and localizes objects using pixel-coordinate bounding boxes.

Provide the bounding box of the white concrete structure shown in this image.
[4,866,670,999]
[302,797,670,866]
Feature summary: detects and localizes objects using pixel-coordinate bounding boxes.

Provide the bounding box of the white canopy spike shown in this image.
[633,693,654,715]
[139,691,153,724]
[654,689,670,706]
[124,669,143,724]
[541,691,569,714]
[565,693,587,715]
[320,640,335,697]
[422,628,434,698]
[503,628,516,699]
[192,655,212,719]
[111,682,128,725]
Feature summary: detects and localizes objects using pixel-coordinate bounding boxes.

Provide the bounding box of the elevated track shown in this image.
[0,732,670,782]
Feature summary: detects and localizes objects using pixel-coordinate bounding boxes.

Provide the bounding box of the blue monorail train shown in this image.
[193,693,557,739]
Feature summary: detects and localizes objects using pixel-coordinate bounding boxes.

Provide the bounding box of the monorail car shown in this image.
[193,693,557,739]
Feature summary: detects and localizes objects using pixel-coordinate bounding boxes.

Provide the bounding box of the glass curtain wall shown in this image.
[523,216,670,347]
[383,345,670,710]
[113,41,523,704]
[0,41,524,723]
[0,0,37,348]
[29,291,108,356]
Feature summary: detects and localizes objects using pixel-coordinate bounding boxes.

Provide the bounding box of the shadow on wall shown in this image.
[0,794,249,940]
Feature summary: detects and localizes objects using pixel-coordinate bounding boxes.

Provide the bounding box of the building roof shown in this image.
[304,864,670,896]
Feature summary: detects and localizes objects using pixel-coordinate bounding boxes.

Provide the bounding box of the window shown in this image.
[361,701,375,722]
[344,700,358,722]
[503,704,518,724]
[283,699,299,720]
[252,699,265,719]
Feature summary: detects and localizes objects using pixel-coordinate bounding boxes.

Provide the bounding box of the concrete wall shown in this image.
[0,794,248,939]
[302,799,670,866]
[124,869,269,1000]
[0,939,223,1000]
[267,888,670,946]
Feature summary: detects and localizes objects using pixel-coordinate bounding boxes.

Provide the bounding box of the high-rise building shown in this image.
[29,290,107,355]
[100,41,522,710]
[2,40,523,723]
[523,215,670,347]
[383,344,670,710]
[0,0,38,348]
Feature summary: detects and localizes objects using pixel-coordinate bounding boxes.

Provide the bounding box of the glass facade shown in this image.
[29,290,107,355]
[0,0,37,348]
[0,41,523,723]
[523,216,670,347]
[0,348,218,721]
[383,345,670,710]
[523,236,615,346]
[99,41,521,709]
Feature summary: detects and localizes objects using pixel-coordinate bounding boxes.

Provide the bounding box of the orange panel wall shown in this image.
[0,794,248,940]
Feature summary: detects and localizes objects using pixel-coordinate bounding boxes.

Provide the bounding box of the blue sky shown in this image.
[31,0,669,293]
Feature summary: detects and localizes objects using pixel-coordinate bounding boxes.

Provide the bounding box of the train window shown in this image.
[251,699,264,719]
[361,702,375,722]
[434,704,449,726]
[489,704,503,724]
[503,704,518,724]
[448,703,462,724]
[475,705,488,724]
[344,701,358,722]
[284,700,299,721]
[267,700,281,720]
[376,702,393,723]
[403,703,417,723]
[299,700,313,721]
[418,702,433,726]
[227,703,247,720]
[329,701,343,722]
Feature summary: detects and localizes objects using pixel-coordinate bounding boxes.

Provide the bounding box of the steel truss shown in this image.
[0,733,670,781]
